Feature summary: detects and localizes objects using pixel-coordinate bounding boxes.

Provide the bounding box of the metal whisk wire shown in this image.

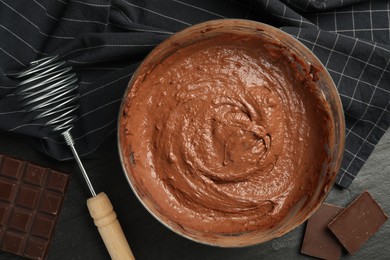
[15,55,96,196]
[15,56,79,132]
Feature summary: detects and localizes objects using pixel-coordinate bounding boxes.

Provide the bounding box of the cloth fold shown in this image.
[0,0,389,188]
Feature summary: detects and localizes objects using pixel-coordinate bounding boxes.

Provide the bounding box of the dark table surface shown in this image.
[0,128,389,260]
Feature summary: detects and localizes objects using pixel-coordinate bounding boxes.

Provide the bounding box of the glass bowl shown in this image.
[117,19,345,247]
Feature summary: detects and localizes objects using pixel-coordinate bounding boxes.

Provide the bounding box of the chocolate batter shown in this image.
[121,31,333,236]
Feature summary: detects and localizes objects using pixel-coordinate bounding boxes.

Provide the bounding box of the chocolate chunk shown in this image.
[0,155,70,259]
[301,203,344,260]
[328,191,388,255]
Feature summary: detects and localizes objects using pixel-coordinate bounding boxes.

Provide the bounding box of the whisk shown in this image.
[14,56,135,260]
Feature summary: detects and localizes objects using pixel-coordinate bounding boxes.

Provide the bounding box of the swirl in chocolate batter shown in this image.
[122,33,331,235]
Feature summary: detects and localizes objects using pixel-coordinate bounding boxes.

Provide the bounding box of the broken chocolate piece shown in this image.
[301,203,344,260]
[328,191,388,255]
[0,155,70,259]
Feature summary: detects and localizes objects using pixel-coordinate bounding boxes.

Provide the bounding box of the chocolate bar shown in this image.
[328,191,388,255]
[301,203,344,260]
[0,155,70,259]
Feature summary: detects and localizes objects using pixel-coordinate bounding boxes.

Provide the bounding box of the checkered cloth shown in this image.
[0,0,389,188]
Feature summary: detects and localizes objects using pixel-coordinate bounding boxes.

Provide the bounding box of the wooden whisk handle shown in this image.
[87,192,135,260]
